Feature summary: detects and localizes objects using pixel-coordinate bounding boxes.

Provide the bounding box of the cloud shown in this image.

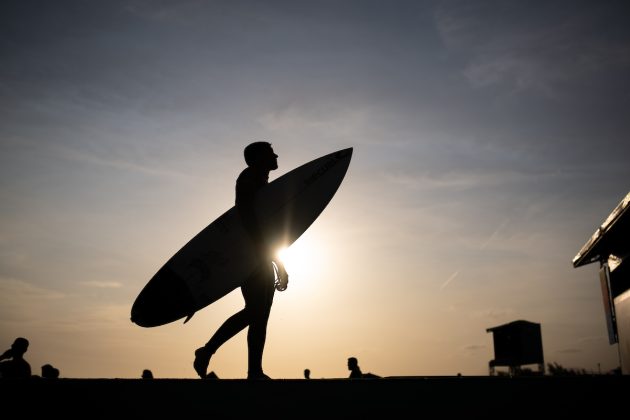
[0,277,65,323]
[0,276,132,337]
[383,170,513,191]
[577,336,607,344]
[123,0,207,22]
[79,303,132,328]
[463,344,486,351]
[473,308,516,321]
[381,163,563,191]
[556,348,582,354]
[0,277,65,301]
[435,1,630,97]
[463,55,557,96]
[257,104,370,142]
[79,281,123,289]
[54,143,195,180]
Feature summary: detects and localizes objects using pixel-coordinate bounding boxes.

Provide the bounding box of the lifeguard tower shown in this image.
[486,320,545,375]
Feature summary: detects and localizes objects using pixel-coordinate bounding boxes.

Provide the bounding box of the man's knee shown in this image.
[245,302,271,322]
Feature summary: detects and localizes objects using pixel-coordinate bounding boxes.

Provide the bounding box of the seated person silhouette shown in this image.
[0,337,32,378]
[141,369,153,379]
[347,357,363,378]
[347,356,381,379]
[304,368,311,379]
[41,364,60,379]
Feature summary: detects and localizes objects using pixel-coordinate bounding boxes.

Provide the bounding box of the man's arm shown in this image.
[0,349,12,361]
[236,174,270,260]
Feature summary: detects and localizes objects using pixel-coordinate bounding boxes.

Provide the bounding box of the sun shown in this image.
[275,238,317,273]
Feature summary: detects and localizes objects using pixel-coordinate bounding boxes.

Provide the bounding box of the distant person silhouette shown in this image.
[41,364,59,379]
[347,357,363,379]
[347,357,381,379]
[194,142,289,380]
[141,369,153,379]
[0,337,31,378]
[304,368,311,379]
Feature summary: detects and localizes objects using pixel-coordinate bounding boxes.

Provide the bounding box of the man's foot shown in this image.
[193,347,211,379]
[247,372,272,380]
[206,371,219,379]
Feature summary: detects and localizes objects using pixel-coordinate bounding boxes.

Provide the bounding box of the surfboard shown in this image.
[131,148,353,327]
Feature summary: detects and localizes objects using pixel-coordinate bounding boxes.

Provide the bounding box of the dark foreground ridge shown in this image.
[2,376,626,418]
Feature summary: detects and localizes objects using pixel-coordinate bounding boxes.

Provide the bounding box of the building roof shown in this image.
[486,320,540,333]
[573,192,630,268]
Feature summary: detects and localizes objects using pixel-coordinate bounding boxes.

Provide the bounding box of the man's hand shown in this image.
[274,261,289,291]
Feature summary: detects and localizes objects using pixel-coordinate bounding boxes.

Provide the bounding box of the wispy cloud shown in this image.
[435,1,630,96]
[0,277,65,300]
[577,336,607,344]
[383,170,508,190]
[463,344,486,351]
[0,276,131,334]
[463,54,559,96]
[124,0,225,24]
[473,308,516,321]
[257,104,369,141]
[56,144,195,180]
[79,281,123,289]
[0,277,65,323]
[556,348,582,354]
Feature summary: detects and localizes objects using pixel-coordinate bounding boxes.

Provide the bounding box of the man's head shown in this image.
[347,357,358,370]
[11,337,29,356]
[244,142,278,170]
[41,364,59,379]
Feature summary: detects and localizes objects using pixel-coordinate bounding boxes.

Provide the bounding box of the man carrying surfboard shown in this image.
[193,142,288,380]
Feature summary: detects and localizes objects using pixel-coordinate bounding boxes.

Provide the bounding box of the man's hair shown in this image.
[348,357,358,365]
[244,142,272,166]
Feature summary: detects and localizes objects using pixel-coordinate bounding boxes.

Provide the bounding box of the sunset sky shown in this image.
[2,0,629,378]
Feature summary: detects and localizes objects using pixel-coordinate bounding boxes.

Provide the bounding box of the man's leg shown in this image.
[194,308,249,378]
[242,266,275,379]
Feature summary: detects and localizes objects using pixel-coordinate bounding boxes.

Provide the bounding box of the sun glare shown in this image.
[275,238,318,273]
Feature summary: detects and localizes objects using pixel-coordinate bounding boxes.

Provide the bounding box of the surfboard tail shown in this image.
[131,266,196,328]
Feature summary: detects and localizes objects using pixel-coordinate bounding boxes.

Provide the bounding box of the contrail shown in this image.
[441,270,459,290]
[480,218,510,250]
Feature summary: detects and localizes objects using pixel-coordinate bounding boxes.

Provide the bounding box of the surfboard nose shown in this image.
[131,266,196,327]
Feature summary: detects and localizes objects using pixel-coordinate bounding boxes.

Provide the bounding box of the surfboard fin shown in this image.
[183,312,195,324]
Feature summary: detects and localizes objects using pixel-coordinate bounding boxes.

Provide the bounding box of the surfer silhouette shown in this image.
[194,142,288,380]
[0,337,32,379]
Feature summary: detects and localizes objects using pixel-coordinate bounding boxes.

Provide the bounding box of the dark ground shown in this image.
[2,376,626,418]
